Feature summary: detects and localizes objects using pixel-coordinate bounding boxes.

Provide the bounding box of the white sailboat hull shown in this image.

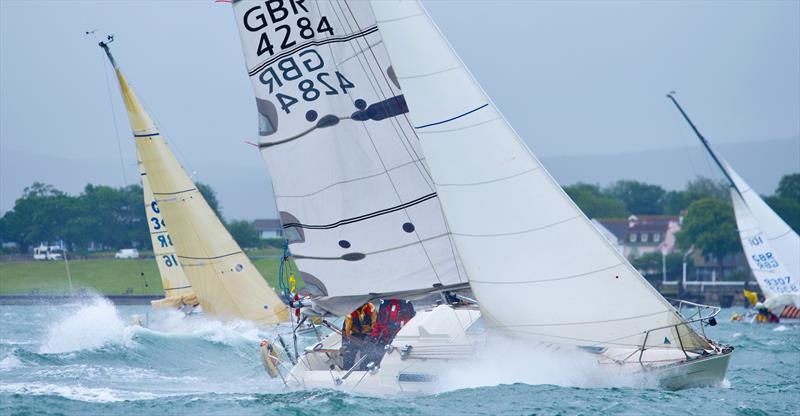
[653,350,732,390]
[283,305,731,395]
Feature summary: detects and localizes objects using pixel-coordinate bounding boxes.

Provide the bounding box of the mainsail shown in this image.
[371,0,708,353]
[138,159,197,308]
[100,40,288,324]
[231,0,466,314]
[667,95,799,311]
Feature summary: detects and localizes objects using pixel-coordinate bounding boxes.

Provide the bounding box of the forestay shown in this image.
[138,159,197,308]
[231,0,465,303]
[725,160,799,310]
[372,0,708,353]
[102,44,288,324]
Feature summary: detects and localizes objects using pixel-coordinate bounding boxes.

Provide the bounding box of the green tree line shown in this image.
[0,181,262,254]
[565,174,799,279]
[1,174,798,261]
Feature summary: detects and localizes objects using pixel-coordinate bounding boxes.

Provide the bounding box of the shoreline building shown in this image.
[594,215,682,259]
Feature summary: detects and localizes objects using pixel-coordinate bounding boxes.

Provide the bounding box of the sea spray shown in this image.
[437,332,650,391]
[39,296,130,354]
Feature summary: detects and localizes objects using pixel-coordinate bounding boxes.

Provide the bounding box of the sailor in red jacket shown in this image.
[368,299,415,364]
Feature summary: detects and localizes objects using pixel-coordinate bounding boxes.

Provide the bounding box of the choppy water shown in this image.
[0,297,798,415]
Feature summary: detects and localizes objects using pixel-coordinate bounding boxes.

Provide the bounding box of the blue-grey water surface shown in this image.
[0,297,798,415]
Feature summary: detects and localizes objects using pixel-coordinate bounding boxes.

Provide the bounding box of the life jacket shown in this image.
[343,303,375,338]
[371,299,415,343]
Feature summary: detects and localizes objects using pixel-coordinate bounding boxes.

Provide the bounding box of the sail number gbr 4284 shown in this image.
[242,1,357,114]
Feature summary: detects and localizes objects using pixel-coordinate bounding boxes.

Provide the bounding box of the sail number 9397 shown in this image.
[764,276,798,294]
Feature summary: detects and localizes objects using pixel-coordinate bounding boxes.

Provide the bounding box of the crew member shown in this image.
[341,302,376,369]
[754,303,780,324]
[368,299,416,364]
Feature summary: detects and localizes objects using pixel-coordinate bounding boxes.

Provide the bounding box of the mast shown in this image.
[666,93,741,195]
[98,35,118,69]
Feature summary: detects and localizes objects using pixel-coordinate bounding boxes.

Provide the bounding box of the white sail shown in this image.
[372,0,707,352]
[724,160,799,310]
[101,43,288,324]
[138,159,197,308]
[231,0,465,310]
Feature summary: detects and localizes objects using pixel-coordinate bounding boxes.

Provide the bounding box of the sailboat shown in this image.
[231,0,732,393]
[667,94,800,321]
[138,158,199,312]
[98,37,289,325]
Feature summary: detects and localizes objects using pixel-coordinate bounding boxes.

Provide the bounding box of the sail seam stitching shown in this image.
[177,251,241,261]
[414,104,489,129]
[416,116,501,135]
[398,65,460,80]
[436,167,539,187]
[492,310,668,328]
[163,285,192,291]
[283,192,437,230]
[153,188,196,196]
[768,229,793,241]
[451,214,580,237]
[469,262,622,284]
[375,12,425,25]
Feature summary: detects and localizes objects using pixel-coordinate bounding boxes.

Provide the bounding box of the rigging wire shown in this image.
[329,0,451,285]
[94,33,129,186]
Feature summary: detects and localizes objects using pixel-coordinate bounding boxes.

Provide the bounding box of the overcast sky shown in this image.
[1,0,798,219]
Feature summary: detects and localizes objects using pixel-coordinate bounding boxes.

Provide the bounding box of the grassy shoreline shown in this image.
[0,255,283,296]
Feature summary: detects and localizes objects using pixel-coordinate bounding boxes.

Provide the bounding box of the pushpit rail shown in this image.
[637,299,721,367]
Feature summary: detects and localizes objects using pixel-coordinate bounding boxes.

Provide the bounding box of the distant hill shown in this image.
[2,137,798,220]
[542,137,799,194]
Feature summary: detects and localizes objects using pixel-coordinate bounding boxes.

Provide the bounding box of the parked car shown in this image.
[32,244,63,261]
[115,248,140,259]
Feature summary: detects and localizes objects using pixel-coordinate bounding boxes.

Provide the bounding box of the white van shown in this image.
[115,248,140,259]
[32,244,63,261]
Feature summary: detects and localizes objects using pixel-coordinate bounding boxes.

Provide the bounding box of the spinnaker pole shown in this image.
[666,92,741,196]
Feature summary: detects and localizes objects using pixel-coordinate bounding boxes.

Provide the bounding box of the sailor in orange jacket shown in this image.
[341,302,376,369]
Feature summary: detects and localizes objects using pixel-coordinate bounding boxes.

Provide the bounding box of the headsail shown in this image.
[100,40,288,324]
[666,94,799,311]
[231,0,465,310]
[138,159,197,308]
[371,0,707,353]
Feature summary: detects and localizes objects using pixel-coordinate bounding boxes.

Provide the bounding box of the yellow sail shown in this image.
[101,40,288,324]
[138,158,197,308]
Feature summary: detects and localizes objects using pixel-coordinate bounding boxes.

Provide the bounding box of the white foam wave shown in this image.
[0,354,22,370]
[30,364,203,384]
[772,325,788,332]
[438,333,649,391]
[144,309,281,346]
[0,382,158,403]
[39,297,133,354]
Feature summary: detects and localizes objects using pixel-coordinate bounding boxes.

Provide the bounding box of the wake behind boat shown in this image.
[230,0,732,394]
